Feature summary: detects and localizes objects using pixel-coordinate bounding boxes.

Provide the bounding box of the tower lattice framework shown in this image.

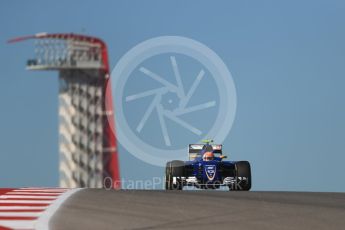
[10,33,120,188]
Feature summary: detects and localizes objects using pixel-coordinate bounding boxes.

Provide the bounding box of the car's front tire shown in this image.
[230,161,251,191]
[165,160,184,190]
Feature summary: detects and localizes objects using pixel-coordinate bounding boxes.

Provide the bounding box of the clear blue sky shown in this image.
[1,0,345,191]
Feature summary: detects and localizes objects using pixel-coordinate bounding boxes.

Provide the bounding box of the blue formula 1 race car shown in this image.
[165,140,251,191]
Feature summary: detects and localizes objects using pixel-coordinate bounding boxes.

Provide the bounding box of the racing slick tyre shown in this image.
[231,161,251,191]
[165,160,184,190]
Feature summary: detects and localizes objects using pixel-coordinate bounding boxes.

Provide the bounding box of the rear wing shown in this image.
[188,144,223,160]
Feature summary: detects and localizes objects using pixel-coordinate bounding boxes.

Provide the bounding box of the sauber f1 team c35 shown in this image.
[165,140,251,191]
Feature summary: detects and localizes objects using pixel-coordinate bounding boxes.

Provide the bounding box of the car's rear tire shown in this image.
[230,161,251,191]
[165,160,184,190]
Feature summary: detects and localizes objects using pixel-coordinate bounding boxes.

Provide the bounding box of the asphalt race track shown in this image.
[50,190,345,230]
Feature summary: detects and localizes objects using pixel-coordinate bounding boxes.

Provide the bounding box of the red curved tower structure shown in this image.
[9,33,120,188]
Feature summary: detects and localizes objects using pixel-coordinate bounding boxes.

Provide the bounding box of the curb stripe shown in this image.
[0,188,82,230]
[35,188,83,230]
[0,217,37,220]
[0,212,40,217]
[0,220,35,229]
[0,207,46,210]
[1,196,58,199]
[0,210,45,213]
[0,200,53,204]
[12,190,65,193]
[3,199,55,202]
[7,192,62,196]
[2,198,56,201]
[0,204,49,207]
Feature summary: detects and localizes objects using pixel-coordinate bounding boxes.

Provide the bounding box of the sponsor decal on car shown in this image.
[205,165,216,180]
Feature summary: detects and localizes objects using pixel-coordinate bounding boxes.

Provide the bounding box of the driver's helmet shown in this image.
[203,151,214,161]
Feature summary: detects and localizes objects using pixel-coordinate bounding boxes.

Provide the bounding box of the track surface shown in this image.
[50,190,345,230]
